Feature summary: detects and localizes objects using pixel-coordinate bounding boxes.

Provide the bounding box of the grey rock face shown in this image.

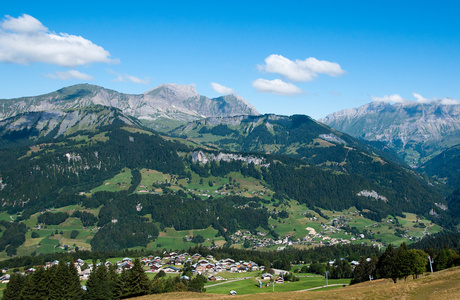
[0,106,140,140]
[320,101,460,166]
[0,83,259,124]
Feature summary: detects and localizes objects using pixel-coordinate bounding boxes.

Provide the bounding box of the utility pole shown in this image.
[272,280,275,292]
[325,271,329,287]
[428,255,434,273]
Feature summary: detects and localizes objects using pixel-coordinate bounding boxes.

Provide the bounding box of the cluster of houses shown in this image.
[67,251,266,281]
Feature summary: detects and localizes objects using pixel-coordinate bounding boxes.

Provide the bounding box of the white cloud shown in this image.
[45,70,93,80]
[0,14,117,67]
[211,82,235,95]
[125,74,149,84]
[439,98,460,105]
[107,69,150,84]
[252,78,302,96]
[413,92,430,103]
[259,54,345,82]
[371,94,407,104]
[372,93,460,105]
[2,14,47,33]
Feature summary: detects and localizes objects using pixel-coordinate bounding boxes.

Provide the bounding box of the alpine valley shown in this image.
[0,84,457,261]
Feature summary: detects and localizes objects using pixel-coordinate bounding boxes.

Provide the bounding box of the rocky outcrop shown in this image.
[191,151,269,167]
[0,83,259,124]
[320,101,460,166]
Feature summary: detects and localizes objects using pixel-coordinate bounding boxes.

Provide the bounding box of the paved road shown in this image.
[206,278,247,288]
[294,283,349,292]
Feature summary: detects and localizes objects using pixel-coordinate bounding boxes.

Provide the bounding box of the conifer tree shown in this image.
[376,244,398,283]
[21,267,51,300]
[127,259,150,297]
[49,261,84,300]
[115,268,131,299]
[2,273,26,300]
[86,264,110,300]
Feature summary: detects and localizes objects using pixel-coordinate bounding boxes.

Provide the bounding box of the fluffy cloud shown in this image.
[412,92,430,103]
[45,70,93,80]
[372,93,460,105]
[252,78,302,96]
[259,54,345,82]
[0,14,117,67]
[439,98,460,105]
[371,94,407,104]
[107,69,149,84]
[211,82,235,95]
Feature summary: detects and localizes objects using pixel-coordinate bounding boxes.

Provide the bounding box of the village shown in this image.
[0,251,292,287]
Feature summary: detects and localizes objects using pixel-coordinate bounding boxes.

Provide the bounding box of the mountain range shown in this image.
[0,83,259,132]
[0,84,458,258]
[319,101,460,168]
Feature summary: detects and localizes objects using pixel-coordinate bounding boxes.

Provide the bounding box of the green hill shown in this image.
[0,107,453,258]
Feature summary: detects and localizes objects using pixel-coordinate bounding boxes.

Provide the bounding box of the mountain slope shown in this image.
[0,83,259,131]
[319,101,460,167]
[170,113,447,219]
[418,144,460,188]
[0,105,142,147]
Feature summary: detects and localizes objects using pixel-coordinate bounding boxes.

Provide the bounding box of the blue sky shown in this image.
[1,0,460,119]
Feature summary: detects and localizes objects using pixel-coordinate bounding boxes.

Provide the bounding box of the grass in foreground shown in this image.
[132,266,460,300]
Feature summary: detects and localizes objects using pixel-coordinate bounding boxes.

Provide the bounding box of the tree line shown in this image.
[2,258,206,300]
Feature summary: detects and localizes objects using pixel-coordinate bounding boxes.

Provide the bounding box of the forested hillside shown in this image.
[0,107,453,259]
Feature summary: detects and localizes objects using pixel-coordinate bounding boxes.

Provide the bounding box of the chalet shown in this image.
[150,265,161,271]
[206,255,214,260]
[261,273,273,280]
[192,253,201,260]
[0,274,10,284]
[74,259,84,266]
[122,258,132,263]
[80,269,91,280]
[229,265,238,272]
[208,275,216,281]
[215,266,224,272]
[238,266,248,273]
[275,276,284,284]
[195,265,206,273]
[163,266,180,273]
[222,258,235,265]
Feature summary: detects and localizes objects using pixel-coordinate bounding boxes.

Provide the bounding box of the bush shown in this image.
[70,230,79,239]
[31,232,40,238]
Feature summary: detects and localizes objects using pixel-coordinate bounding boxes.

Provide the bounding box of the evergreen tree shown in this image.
[126,259,150,297]
[2,273,26,300]
[20,267,51,300]
[397,242,411,281]
[376,244,398,283]
[115,269,130,299]
[188,275,206,293]
[435,247,457,271]
[85,264,110,300]
[49,261,84,300]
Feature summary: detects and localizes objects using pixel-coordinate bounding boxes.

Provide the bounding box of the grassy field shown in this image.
[133,266,460,300]
[205,275,350,295]
[91,168,132,193]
